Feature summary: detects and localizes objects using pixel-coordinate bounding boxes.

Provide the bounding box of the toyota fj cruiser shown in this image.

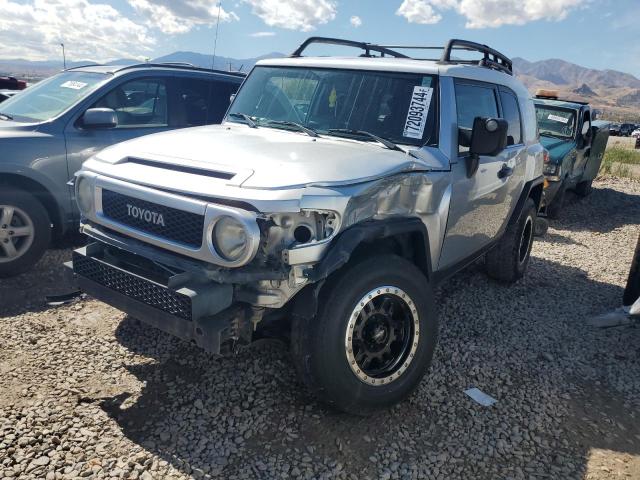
[71,38,544,414]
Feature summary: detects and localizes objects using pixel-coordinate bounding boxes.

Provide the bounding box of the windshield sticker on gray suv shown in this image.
[547,114,569,124]
[403,86,433,139]
[60,81,88,90]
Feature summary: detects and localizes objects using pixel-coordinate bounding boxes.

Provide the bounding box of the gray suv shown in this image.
[0,63,244,276]
[71,38,544,414]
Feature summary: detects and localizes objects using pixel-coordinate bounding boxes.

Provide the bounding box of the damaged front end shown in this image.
[71,165,447,355]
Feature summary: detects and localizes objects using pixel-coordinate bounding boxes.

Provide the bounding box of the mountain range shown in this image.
[1,52,639,121]
[512,58,640,121]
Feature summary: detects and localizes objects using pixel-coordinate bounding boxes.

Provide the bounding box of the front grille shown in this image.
[101,189,204,248]
[74,253,192,321]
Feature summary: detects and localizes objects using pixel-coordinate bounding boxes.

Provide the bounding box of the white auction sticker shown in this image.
[403,86,433,139]
[60,81,88,90]
[548,114,569,124]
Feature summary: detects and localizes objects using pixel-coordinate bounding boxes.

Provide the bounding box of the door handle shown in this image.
[498,164,513,179]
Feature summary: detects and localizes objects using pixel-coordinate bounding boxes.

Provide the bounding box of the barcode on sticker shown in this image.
[403,86,433,139]
[60,81,87,90]
[548,114,569,124]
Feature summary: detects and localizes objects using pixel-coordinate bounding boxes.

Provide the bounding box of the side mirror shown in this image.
[82,108,118,129]
[464,117,508,178]
[469,117,508,156]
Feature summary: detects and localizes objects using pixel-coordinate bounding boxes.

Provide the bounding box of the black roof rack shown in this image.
[290,37,513,75]
[291,37,409,59]
[439,39,512,75]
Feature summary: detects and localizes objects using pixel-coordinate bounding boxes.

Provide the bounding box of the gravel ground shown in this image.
[1,177,639,480]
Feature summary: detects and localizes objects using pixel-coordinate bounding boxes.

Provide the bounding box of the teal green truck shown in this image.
[533,92,609,218]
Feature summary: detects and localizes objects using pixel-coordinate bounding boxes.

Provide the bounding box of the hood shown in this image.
[92,123,437,190]
[0,120,40,134]
[539,135,576,163]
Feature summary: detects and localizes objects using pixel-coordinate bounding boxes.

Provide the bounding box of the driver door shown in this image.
[438,80,525,270]
[572,110,592,180]
[64,77,171,186]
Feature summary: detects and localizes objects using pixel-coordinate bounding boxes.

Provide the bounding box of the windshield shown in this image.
[0,71,109,122]
[227,66,438,146]
[535,105,577,139]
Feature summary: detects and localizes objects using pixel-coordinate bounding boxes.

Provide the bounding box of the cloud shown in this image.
[396,0,444,24]
[128,0,239,35]
[243,0,337,31]
[396,0,582,28]
[350,15,362,27]
[249,31,276,37]
[0,0,154,61]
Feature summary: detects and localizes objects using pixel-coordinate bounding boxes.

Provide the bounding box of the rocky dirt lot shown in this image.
[1,177,639,480]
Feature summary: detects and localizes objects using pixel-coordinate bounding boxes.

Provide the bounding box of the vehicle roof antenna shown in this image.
[210,1,223,70]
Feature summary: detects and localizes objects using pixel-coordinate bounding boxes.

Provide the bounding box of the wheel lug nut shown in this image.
[8,231,13,236]
[3,239,8,243]
[1,225,6,229]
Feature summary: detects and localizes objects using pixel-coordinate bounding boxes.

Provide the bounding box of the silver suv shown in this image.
[0,63,243,276]
[71,38,544,414]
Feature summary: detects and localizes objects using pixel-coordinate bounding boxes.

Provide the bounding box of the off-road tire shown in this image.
[0,187,51,278]
[486,198,536,283]
[546,180,566,220]
[291,255,438,415]
[575,179,593,197]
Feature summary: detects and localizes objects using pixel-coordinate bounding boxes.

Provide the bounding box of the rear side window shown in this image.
[173,77,210,127]
[454,81,498,153]
[499,88,522,145]
[207,80,239,123]
[172,77,239,126]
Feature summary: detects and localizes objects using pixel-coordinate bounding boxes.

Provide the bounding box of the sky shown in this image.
[1,0,639,77]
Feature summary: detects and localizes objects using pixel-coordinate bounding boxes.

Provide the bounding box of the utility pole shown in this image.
[210,2,222,69]
[60,43,66,70]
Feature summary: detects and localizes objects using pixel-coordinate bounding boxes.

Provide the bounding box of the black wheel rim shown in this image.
[345,286,419,386]
[519,215,534,264]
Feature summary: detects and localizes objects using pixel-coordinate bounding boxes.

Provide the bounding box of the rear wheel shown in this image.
[486,198,536,283]
[291,255,438,415]
[0,188,51,277]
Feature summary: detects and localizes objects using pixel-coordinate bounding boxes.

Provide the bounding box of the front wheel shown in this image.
[575,179,593,197]
[291,255,438,415]
[0,188,51,277]
[546,180,566,220]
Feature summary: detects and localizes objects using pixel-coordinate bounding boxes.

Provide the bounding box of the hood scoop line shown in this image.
[126,157,235,181]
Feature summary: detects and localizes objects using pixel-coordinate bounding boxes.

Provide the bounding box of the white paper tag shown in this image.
[403,86,433,139]
[60,81,88,90]
[464,388,497,406]
[548,114,569,124]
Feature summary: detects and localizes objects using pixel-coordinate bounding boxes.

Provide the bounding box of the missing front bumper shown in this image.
[69,243,242,354]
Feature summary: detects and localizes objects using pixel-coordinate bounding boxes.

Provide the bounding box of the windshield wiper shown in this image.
[540,131,567,140]
[0,112,13,121]
[266,120,318,137]
[327,129,418,158]
[227,112,257,128]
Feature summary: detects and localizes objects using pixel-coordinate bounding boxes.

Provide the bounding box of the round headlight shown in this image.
[212,216,248,262]
[76,177,93,214]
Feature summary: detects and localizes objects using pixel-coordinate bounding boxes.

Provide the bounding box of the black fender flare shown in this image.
[292,217,432,319]
[508,175,544,227]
